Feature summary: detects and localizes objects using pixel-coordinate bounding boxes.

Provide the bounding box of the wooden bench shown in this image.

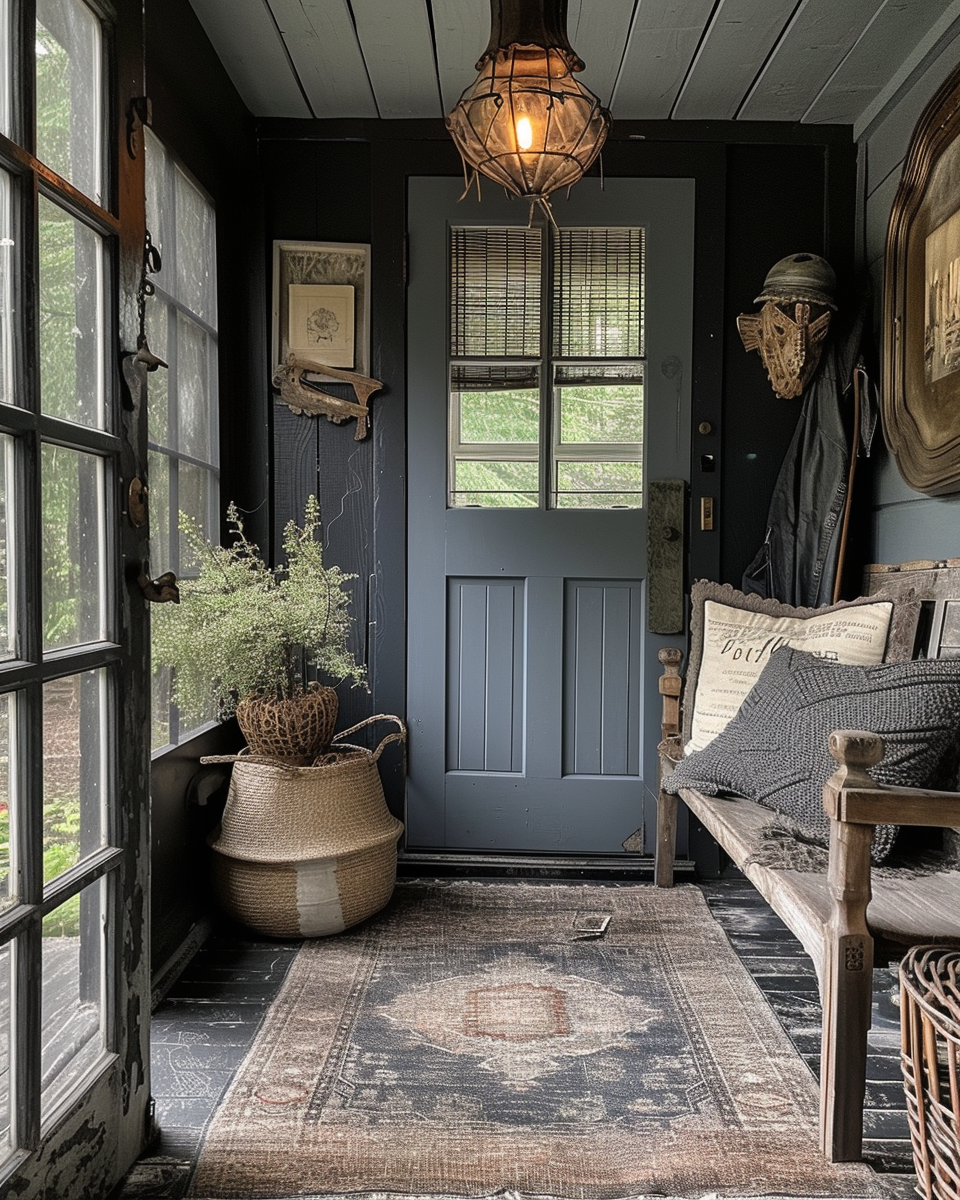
[654,561,960,1164]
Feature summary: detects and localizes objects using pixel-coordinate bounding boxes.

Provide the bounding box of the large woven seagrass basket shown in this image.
[899,944,960,1200]
[205,714,405,938]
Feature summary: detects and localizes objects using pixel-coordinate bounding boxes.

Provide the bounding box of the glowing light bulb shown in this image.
[515,116,533,151]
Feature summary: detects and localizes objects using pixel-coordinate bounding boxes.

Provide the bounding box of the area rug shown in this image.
[187,881,891,1199]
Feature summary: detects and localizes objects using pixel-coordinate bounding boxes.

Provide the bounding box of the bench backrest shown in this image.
[865,559,960,661]
[867,559,960,812]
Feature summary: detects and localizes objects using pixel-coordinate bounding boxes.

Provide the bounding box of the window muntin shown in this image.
[144,130,219,751]
[38,197,105,428]
[449,225,645,509]
[35,0,103,203]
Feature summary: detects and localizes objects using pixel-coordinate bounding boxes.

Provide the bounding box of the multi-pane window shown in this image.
[144,129,219,750]
[0,0,124,1170]
[449,224,645,509]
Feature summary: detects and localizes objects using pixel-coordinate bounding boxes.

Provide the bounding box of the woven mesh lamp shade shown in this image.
[445,0,611,213]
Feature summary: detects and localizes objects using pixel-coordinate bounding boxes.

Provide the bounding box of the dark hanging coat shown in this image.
[741,296,876,608]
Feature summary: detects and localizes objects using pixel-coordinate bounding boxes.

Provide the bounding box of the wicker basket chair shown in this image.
[900,944,960,1200]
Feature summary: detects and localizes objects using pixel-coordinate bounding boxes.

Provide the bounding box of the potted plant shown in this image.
[152,496,366,762]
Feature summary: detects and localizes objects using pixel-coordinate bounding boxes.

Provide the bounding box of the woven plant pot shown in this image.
[205,715,405,938]
[235,683,338,764]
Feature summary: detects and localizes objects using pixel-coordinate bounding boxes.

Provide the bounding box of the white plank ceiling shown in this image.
[187,0,960,137]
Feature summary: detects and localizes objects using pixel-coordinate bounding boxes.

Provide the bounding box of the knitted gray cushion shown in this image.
[663,648,960,864]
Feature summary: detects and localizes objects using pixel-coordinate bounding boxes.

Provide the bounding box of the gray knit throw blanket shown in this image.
[663,647,960,865]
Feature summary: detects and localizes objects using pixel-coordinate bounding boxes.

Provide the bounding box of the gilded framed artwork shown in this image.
[883,64,960,494]
[271,241,370,380]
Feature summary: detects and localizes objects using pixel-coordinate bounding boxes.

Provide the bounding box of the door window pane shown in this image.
[459,387,539,444]
[43,671,106,877]
[555,461,642,509]
[42,445,105,651]
[35,0,102,203]
[41,878,105,1117]
[0,436,12,659]
[38,197,104,428]
[0,0,9,139]
[452,460,538,508]
[0,693,12,913]
[0,170,11,408]
[0,941,10,1155]
[553,227,644,358]
[450,227,541,358]
[557,378,644,444]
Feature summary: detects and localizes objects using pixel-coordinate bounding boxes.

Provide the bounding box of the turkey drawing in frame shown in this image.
[288,283,355,367]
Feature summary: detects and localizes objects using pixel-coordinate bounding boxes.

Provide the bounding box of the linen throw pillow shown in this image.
[665,648,960,864]
[682,581,918,753]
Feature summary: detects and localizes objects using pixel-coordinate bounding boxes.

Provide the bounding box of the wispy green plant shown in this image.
[152,497,366,725]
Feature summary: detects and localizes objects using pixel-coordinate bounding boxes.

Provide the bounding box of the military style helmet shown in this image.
[754,252,837,310]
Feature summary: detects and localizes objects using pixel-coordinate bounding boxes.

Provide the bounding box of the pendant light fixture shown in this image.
[445,0,611,220]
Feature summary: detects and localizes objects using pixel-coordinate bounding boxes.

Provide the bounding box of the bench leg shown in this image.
[655,789,678,888]
[819,820,874,1162]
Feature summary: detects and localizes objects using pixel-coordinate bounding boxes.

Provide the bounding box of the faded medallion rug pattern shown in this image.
[188,882,885,1199]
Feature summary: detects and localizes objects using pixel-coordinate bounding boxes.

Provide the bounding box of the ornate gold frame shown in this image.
[883,64,960,494]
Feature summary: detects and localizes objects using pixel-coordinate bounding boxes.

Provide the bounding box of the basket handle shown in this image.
[199,748,306,770]
[332,713,407,761]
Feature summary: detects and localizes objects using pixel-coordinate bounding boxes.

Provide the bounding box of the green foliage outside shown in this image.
[0,793,82,937]
[0,26,89,938]
[40,794,81,937]
[454,383,643,507]
[35,24,71,185]
[152,497,367,726]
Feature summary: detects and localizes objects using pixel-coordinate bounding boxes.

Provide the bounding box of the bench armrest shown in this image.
[823,729,960,827]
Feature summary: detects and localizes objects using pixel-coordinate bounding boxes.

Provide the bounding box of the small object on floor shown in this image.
[570,910,611,939]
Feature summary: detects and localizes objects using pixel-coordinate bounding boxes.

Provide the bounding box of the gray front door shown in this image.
[406,177,693,855]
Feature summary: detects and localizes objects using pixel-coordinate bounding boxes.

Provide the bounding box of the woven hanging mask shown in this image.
[738,301,832,399]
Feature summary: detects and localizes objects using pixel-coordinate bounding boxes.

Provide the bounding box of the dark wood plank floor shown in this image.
[114,876,918,1199]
